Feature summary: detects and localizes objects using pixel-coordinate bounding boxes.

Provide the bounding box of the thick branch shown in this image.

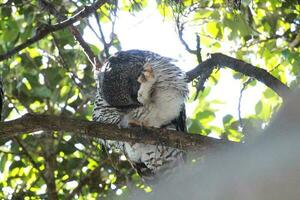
[0,113,231,151]
[0,0,107,62]
[186,53,291,99]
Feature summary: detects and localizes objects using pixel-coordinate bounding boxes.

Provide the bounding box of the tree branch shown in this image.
[0,0,108,62]
[186,53,291,99]
[94,11,110,58]
[14,137,47,182]
[0,113,232,151]
[41,0,103,70]
[40,132,58,200]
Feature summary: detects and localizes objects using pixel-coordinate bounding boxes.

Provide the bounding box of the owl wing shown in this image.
[92,94,122,124]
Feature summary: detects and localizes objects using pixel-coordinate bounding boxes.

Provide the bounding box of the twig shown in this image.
[172,3,203,62]
[195,34,202,63]
[176,23,197,54]
[289,32,300,48]
[243,35,282,48]
[85,20,103,42]
[39,0,103,70]
[94,11,110,58]
[14,137,48,183]
[51,33,93,98]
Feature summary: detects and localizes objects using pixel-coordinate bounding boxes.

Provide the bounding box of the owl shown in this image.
[93,50,188,178]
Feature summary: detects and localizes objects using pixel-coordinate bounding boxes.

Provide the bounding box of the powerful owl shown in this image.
[93,50,188,178]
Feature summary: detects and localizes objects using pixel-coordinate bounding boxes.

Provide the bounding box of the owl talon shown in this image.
[128,119,149,127]
[128,119,141,127]
[138,63,154,83]
[137,63,156,104]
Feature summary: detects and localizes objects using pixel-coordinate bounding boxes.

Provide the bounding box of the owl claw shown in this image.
[128,119,149,127]
[137,63,156,105]
[138,63,154,83]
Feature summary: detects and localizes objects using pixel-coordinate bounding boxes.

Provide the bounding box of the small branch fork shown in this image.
[171,2,289,100]
[38,0,103,97]
[185,53,290,100]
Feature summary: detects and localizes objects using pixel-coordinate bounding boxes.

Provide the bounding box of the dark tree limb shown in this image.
[186,53,291,99]
[0,0,107,62]
[0,113,233,151]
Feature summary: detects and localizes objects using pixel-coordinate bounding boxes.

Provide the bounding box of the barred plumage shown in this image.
[93,50,188,178]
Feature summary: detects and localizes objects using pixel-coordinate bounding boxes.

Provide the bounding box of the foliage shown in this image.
[0,0,299,199]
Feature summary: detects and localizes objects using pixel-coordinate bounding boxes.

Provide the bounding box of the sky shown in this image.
[83,2,265,130]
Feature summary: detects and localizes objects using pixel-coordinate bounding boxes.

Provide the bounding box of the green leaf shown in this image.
[206,22,219,38]
[223,114,234,125]
[187,119,203,134]
[0,153,8,171]
[263,88,276,99]
[32,86,52,98]
[58,143,77,155]
[255,101,263,114]
[2,19,19,42]
[197,110,215,124]
[1,7,12,18]
[9,160,25,170]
